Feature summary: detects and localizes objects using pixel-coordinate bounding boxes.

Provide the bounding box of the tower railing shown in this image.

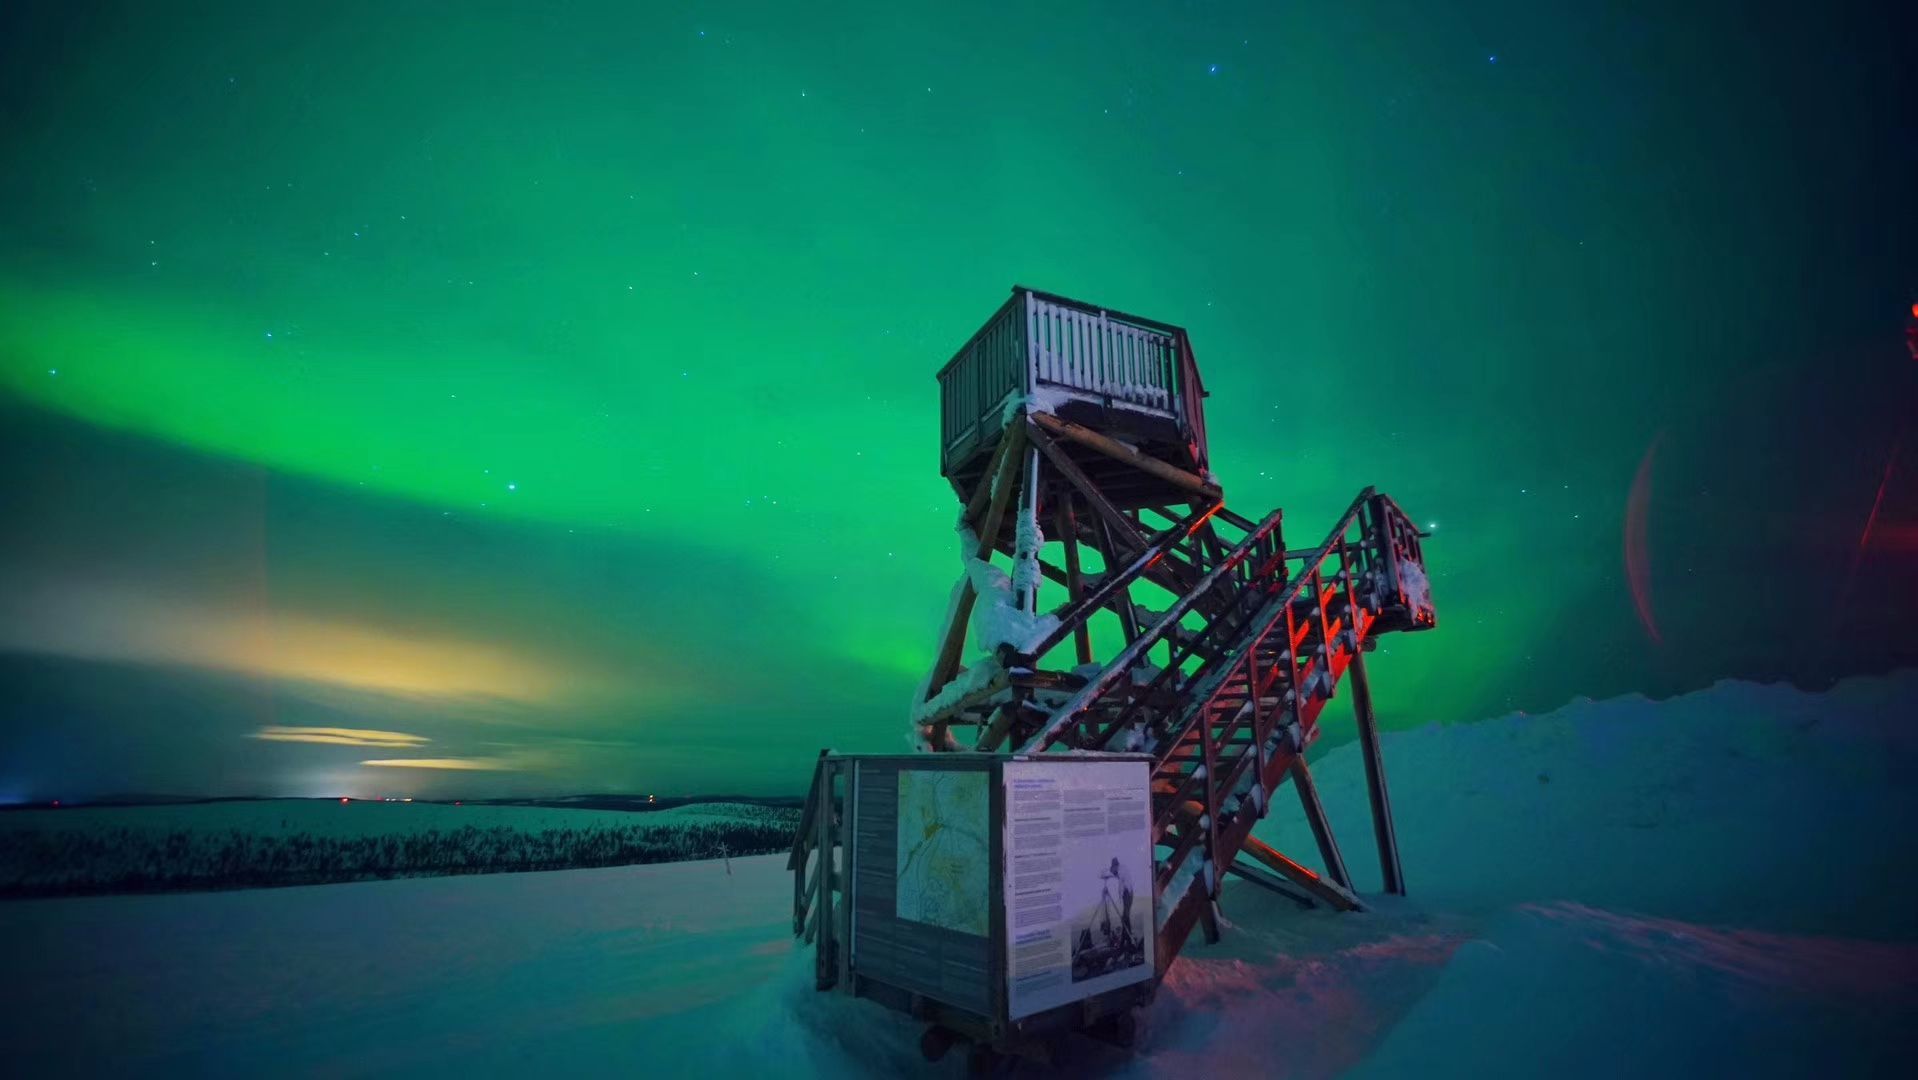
[937,287,1203,477]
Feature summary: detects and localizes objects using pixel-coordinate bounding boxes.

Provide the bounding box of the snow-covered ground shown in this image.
[3,674,1915,1076]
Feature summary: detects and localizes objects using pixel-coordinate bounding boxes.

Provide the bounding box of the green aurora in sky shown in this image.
[1,1,1913,798]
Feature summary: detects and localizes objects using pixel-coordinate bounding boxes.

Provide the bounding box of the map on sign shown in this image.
[894,770,990,936]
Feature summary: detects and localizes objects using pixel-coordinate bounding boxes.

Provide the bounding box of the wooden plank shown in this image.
[1030,410,1221,501]
[1239,835,1363,912]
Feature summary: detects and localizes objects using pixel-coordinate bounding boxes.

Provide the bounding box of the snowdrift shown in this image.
[2,674,1914,1076]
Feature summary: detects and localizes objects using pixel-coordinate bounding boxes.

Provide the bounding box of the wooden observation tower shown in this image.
[792,285,1438,1062]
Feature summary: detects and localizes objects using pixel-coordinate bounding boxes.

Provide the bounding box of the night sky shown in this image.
[2,1,1913,800]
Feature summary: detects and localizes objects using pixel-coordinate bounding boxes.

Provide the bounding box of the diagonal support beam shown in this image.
[1239,834,1363,912]
[1056,499,1094,666]
[961,428,1018,529]
[1225,859,1316,909]
[971,703,1013,752]
[1029,410,1222,502]
[1026,422,1204,605]
[1028,420,1150,555]
[922,426,1026,701]
[1021,503,1218,661]
[1289,757,1354,892]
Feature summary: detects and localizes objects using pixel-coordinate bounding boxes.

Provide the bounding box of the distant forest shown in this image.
[0,808,799,898]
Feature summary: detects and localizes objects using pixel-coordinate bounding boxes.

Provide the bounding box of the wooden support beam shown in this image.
[1348,648,1405,895]
[1030,501,1219,662]
[1057,500,1094,666]
[1094,514,1143,644]
[1017,546,1140,637]
[971,424,1027,544]
[1199,702,1223,935]
[973,704,1014,752]
[1289,757,1354,892]
[835,770,852,991]
[793,851,808,933]
[962,429,1017,530]
[803,846,822,911]
[1225,859,1316,909]
[923,426,1025,703]
[1067,519,1202,614]
[1238,835,1363,912]
[788,748,829,872]
[1028,420,1148,556]
[814,762,837,988]
[1030,410,1223,502]
[919,668,1013,728]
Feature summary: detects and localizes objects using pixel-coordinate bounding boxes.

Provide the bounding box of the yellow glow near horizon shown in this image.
[0,578,593,704]
[252,727,430,748]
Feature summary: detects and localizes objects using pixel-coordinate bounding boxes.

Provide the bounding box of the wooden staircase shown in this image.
[792,488,1434,996]
[1015,488,1434,973]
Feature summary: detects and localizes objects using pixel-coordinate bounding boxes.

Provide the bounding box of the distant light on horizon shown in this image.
[360,757,515,771]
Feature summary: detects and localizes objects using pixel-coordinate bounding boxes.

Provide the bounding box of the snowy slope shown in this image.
[3,674,1915,1076]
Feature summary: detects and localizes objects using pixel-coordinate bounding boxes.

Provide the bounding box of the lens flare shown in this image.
[1624,432,1664,646]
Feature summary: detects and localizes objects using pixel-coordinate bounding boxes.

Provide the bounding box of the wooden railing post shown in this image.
[814,760,837,989]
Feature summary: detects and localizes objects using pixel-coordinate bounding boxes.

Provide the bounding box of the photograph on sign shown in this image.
[1071,854,1146,981]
